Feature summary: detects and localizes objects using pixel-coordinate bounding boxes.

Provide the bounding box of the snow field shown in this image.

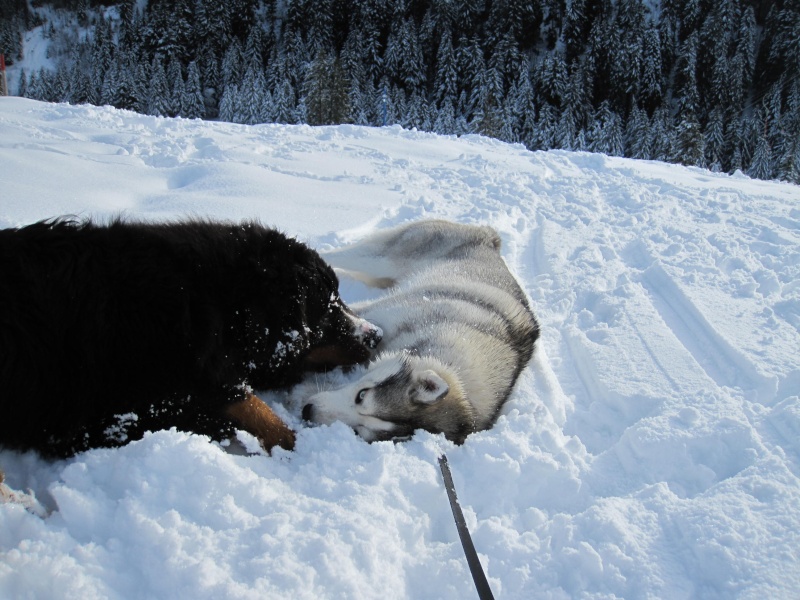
[1,98,799,599]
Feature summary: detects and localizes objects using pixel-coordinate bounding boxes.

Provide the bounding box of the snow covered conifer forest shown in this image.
[1,0,798,179]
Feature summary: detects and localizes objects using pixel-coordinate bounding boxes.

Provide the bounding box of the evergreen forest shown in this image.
[1,0,799,183]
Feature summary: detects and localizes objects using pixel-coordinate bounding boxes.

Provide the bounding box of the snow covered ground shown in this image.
[1,98,799,599]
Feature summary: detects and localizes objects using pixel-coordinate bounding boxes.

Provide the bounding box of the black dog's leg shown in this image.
[223,393,296,453]
[85,389,295,455]
[145,388,297,454]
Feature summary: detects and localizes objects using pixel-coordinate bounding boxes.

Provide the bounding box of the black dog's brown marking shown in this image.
[0,218,380,457]
[225,393,297,451]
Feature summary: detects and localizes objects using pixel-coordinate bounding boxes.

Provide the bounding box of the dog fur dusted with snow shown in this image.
[0,218,381,458]
[301,220,539,444]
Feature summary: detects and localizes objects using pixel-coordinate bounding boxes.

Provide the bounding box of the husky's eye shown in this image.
[355,389,368,405]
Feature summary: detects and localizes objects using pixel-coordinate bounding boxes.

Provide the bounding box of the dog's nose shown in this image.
[301,403,314,421]
[361,322,383,349]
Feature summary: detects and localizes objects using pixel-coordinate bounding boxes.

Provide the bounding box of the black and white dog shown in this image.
[302,220,539,444]
[0,218,382,459]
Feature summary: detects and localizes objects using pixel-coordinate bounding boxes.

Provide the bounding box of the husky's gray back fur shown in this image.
[304,220,539,443]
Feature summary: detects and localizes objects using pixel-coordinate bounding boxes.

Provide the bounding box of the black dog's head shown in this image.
[291,244,382,369]
[241,226,382,387]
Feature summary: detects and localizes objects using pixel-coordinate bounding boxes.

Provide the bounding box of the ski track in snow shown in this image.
[1,99,799,599]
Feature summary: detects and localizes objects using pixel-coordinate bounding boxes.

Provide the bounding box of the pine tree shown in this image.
[674,114,705,167]
[736,6,757,83]
[554,105,575,150]
[132,60,150,114]
[167,57,184,117]
[611,0,646,111]
[640,24,662,113]
[459,37,485,120]
[765,81,786,163]
[650,106,675,163]
[704,108,726,171]
[626,105,651,160]
[473,97,504,139]
[764,5,800,87]
[348,79,371,126]
[145,0,193,61]
[509,61,534,130]
[519,99,538,150]
[284,30,310,92]
[566,59,593,141]
[434,30,458,106]
[112,55,142,111]
[780,140,800,184]
[17,70,27,97]
[748,133,773,180]
[259,89,275,123]
[675,32,699,118]
[221,40,244,89]
[218,84,239,123]
[589,100,623,156]
[181,61,205,119]
[243,24,264,70]
[28,70,42,101]
[304,51,350,126]
[726,117,745,173]
[52,64,70,102]
[384,18,425,92]
[532,102,558,150]
[498,95,518,143]
[537,51,567,108]
[356,9,383,86]
[195,0,231,57]
[90,17,113,99]
[341,28,370,125]
[433,97,456,135]
[239,64,266,125]
[563,0,587,64]
[538,0,560,49]
[147,57,171,117]
[306,0,334,56]
[197,48,221,119]
[64,54,90,104]
[100,61,119,106]
[273,80,296,124]
[490,30,525,92]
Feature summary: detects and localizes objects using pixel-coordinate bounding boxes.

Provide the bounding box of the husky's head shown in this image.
[302,352,477,443]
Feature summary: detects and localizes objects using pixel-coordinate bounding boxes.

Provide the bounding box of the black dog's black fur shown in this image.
[0,218,375,457]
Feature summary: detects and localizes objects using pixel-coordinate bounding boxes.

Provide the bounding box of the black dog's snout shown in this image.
[302,403,314,421]
[363,325,383,349]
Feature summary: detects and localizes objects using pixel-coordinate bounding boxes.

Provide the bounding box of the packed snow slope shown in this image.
[1,98,799,599]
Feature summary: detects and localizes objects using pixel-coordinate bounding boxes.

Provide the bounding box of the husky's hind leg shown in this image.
[322,230,401,288]
[324,220,495,288]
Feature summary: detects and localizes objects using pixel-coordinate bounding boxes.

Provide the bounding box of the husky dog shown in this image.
[302,220,540,443]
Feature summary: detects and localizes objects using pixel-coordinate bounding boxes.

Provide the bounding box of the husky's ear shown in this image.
[410,370,449,404]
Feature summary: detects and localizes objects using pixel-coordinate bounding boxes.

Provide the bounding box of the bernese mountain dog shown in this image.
[0,218,382,458]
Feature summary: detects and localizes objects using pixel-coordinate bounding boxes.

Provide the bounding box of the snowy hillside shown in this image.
[1,98,799,599]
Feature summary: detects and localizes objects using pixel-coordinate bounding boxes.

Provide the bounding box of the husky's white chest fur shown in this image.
[302,220,540,443]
